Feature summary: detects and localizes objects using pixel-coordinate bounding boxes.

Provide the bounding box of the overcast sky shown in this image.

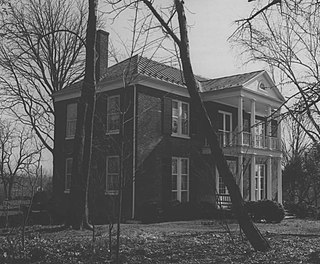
[103,0,264,79]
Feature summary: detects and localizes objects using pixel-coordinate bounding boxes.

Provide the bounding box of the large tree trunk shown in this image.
[67,0,97,230]
[173,0,269,251]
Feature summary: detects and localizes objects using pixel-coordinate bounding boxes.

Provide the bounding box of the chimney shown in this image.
[96,30,109,81]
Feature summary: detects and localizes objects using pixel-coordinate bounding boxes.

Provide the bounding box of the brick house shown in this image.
[52,32,284,221]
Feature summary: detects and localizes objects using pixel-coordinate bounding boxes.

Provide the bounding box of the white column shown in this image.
[267,105,272,150]
[250,155,256,201]
[277,109,281,150]
[238,96,243,146]
[277,157,282,204]
[238,155,243,197]
[251,99,256,147]
[267,157,272,200]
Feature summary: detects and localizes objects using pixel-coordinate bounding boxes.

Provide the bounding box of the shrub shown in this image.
[138,201,162,223]
[163,201,202,221]
[284,201,316,219]
[245,200,285,223]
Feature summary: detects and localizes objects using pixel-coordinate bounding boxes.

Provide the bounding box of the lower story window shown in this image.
[255,163,266,200]
[172,157,189,202]
[106,156,119,195]
[65,158,72,193]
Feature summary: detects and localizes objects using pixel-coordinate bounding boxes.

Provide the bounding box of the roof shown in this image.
[100,54,207,86]
[200,70,264,92]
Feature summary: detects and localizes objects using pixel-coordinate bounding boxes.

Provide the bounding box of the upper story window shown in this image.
[66,103,77,139]
[106,95,120,134]
[172,100,189,137]
[106,156,119,195]
[218,111,232,146]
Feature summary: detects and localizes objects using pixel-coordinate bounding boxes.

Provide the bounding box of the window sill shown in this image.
[105,191,119,196]
[64,190,70,194]
[171,134,190,140]
[65,136,75,140]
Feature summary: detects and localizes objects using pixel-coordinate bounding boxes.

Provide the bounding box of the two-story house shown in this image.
[52,32,284,221]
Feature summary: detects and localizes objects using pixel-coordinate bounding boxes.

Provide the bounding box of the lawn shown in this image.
[1,219,320,263]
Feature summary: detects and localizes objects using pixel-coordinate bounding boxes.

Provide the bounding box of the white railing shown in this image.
[211,131,281,151]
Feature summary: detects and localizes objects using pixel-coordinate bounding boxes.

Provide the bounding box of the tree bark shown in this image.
[68,0,97,230]
[174,0,270,251]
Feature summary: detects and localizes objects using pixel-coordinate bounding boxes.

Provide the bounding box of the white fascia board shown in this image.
[54,74,190,102]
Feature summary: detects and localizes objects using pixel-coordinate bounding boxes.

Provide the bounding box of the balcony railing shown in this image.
[211,131,281,151]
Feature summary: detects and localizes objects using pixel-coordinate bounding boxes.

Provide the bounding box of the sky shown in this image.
[102,0,264,80]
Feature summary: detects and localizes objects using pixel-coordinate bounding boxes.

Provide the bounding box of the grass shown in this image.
[0,218,320,263]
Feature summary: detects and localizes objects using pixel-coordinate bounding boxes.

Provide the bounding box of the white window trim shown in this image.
[105,156,119,195]
[171,100,190,138]
[254,163,266,200]
[218,110,232,146]
[172,157,189,202]
[64,158,73,194]
[106,95,120,135]
[65,103,77,140]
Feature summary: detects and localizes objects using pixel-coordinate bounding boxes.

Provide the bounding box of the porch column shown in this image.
[267,156,272,200]
[250,99,256,147]
[267,105,272,150]
[277,109,282,150]
[277,157,283,204]
[250,155,256,201]
[238,155,244,196]
[238,96,243,146]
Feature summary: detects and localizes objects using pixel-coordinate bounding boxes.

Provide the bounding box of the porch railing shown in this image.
[213,131,281,151]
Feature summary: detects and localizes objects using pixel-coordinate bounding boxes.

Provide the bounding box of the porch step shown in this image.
[284,209,296,219]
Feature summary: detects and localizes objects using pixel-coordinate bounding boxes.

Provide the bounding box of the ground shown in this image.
[1,219,320,263]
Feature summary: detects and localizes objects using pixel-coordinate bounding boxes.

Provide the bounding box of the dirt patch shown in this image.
[0,219,320,263]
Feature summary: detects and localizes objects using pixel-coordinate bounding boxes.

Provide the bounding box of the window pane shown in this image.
[218,113,223,130]
[172,175,177,190]
[172,191,177,201]
[108,174,119,190]
[108,157,119,174]
[181,175,188,190]
[67,103,77,119]
[181,159,188,174]
[172,101,179,117]
[225,115,231,131]
[172,118,178,133]
[172,158,177,174]
[181,191,188,203]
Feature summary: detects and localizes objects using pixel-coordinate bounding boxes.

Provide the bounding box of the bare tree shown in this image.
[231,0,320,143]
[0,120,43,200]
[0,0,87,154]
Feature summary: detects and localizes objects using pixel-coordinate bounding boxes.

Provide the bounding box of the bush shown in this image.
[163,201,202,221]
[138,201,163,223]
[284,201,316,219]
[245,200,285,223]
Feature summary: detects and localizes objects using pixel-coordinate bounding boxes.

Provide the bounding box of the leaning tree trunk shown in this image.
[68,0,97,230]
[174,0,270,251]
[144,0,270,251]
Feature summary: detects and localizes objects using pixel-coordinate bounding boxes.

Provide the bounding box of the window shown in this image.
[65,158,73,193]
[106,95,120,133]
[218,111,232,146]
[172,157,189,202]
[66,103,77,139]
[255,120,266,148]
[217,160,236,194]
[106,156,119,194]
[254,164,266,200]
[172,100,189,137]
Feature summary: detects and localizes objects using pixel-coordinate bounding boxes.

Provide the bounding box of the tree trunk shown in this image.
[173,0,270,251]
[67,0,97,230]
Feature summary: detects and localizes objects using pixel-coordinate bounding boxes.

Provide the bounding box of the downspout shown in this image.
[132,85,137,219]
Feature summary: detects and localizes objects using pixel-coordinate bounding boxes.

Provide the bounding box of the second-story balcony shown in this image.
[214,131,281,151]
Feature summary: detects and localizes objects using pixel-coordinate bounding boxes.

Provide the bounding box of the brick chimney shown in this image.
[96,30,109,81]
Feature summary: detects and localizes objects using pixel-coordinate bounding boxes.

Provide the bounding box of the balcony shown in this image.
[210,131,281,151]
